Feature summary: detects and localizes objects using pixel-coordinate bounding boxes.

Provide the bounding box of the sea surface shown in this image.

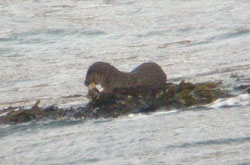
[0,0,250,164]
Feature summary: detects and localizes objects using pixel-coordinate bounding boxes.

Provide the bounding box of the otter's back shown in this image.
[130,62,167,88]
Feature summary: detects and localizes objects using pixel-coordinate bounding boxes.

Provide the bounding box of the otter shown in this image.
[84,62,167,95]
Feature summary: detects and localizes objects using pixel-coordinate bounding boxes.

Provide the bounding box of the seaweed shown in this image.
[0,81,232,125]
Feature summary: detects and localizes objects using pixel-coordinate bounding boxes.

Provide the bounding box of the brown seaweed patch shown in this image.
[0,81,232,125]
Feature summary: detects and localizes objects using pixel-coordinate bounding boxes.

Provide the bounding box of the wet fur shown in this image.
[85,62,167,94]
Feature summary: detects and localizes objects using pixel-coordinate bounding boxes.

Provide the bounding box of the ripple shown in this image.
[190,29,250,46]
[165,137,250,149]
[136,30,169,38]
[0,28,106,44]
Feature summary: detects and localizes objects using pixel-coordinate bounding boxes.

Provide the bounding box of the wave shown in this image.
[165,136,250,149]
[207,94,250,108]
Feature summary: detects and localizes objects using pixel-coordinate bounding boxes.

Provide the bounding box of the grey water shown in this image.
[0,0,250,164]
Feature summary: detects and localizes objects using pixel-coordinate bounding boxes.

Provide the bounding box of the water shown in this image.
[0,0,250,164]
[0,104,250,164]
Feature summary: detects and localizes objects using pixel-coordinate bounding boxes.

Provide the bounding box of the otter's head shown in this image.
[84,62,118,92]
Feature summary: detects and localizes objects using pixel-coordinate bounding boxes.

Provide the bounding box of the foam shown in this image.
[207,94,250,108]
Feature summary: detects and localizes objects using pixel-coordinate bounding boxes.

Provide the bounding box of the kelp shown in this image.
[0,81,232,124]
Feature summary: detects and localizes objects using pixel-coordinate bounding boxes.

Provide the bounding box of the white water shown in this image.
[0,0,250,164]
